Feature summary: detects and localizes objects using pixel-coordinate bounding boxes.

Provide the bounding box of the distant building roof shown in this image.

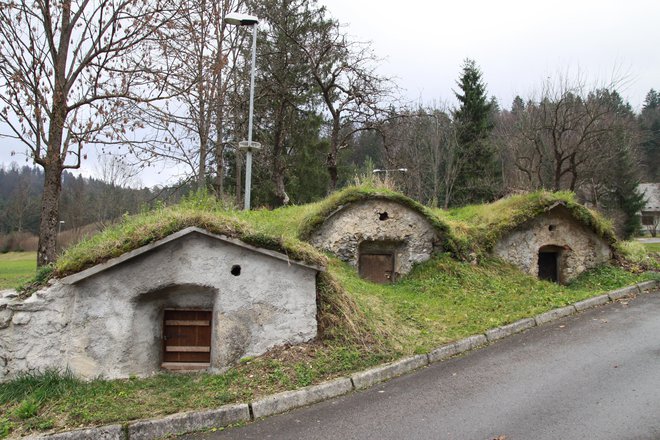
[639,183,660,211]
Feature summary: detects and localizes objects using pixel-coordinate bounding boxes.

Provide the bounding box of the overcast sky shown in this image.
[320,0,660,110]
[2,0,659,186]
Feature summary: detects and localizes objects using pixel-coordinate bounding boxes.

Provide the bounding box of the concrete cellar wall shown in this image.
[0,229,320,381]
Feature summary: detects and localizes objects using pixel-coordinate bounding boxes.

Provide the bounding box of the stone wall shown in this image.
[492,206,612,282]
[0,229,319,381]
[309,199,441,276]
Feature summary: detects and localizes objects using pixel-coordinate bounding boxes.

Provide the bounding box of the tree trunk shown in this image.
[213,109,225,198]
[235,149,243,207]
[326,119,340,193]
[271,116,287,206]
[37,163,63,266]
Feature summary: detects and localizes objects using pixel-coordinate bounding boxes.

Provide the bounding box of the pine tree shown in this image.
[639,89,660,181]
[451,59,500,206]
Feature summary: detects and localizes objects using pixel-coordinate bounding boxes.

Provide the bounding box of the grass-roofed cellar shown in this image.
[301,186,452,283]
[442,191,616,284]
[0,197,328,382]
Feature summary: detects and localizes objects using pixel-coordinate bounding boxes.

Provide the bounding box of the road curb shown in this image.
[534,305,576,325]
[26,424,125,439]
[351,354,428,390]
[573,293,611,311]
[485,318,536,342]
[127,404,249,440]
[251,377,353,419]
[607,284,641,301]
[637,279,658,292]
[30,282,658,440]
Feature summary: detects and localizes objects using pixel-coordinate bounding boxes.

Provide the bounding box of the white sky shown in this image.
[2,0,659,186]
[320,0,660,110]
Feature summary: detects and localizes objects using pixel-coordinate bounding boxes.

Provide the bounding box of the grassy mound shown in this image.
[54,193,327,278]
[296,183,458,253]
[2,253,656,438]
[437,190,617,256]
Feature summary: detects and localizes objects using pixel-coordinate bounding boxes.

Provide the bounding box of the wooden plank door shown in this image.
[359,253,394,284]
[162,309,212,371]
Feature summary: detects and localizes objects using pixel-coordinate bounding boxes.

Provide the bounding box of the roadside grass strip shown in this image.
[1,256,657,439]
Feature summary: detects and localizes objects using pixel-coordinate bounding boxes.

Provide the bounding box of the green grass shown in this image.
[52,191,327,279]
[0,252,36,290]
[1,188,657,437]
[435,190,616,256]
[642,242,660,253]
[2,254,656,437]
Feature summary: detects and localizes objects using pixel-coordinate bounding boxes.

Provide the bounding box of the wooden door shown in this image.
[359,253,394,284]
[162,309,212,371]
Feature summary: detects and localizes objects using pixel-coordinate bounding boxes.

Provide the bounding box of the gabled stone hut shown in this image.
[492,202,613,283]
[302,190,449,283]
[0,227,323,381]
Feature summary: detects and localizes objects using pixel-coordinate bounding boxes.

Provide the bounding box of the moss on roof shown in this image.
[436,190,617,255]
[54,195,327,278]
[53,187,616,279]
[296,184,459,254]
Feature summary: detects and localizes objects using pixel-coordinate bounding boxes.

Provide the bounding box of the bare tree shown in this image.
[496,76,629,192]
[285,9,393,192]
[0,0,177,266]
[125,0,247,194]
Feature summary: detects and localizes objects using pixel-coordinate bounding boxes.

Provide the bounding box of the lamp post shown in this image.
[373,168,408,179]
[224,12,260,210]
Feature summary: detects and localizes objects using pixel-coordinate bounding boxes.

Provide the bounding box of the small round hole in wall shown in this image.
[231,265,241,276]
[548,225,556,231]
[379,212,389,221]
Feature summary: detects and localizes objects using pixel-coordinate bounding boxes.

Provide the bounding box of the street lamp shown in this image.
[373,168,408,178]
[224,12,260,210]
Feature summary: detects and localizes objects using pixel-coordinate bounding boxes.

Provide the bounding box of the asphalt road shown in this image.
[184,291,660,440]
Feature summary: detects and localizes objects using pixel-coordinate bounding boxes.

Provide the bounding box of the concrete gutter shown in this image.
[29,279,658,440]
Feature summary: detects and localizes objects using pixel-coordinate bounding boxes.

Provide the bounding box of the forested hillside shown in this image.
[0,165,158,236]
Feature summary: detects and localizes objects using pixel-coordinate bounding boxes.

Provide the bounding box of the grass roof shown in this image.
[53,193,327,278]
[436,190,617,255]
[296,183,459,254]
[52,187,616,280]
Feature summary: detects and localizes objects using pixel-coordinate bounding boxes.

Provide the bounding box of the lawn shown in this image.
[642,242,660,253]
[1,254,657,438]
[1,189,658,438]
[0,252,36,290]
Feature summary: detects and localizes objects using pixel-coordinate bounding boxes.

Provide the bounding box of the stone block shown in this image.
[534,305,576,326]
[251,377,353,419]
[485,318,536,342]
[351,355,428,390]
[26,424,124,440]
[637,280,659,293]
[573,294,610,311]
[128,404,250,440]
[454,334,488,354]
[427,342,460,363]
[0,308,13,329]
[607,285,640,301]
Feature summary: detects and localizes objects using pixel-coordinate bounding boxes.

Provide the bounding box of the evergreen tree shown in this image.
[596,90,646,238]
[451,59,500,205]
[639,89,660,181]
